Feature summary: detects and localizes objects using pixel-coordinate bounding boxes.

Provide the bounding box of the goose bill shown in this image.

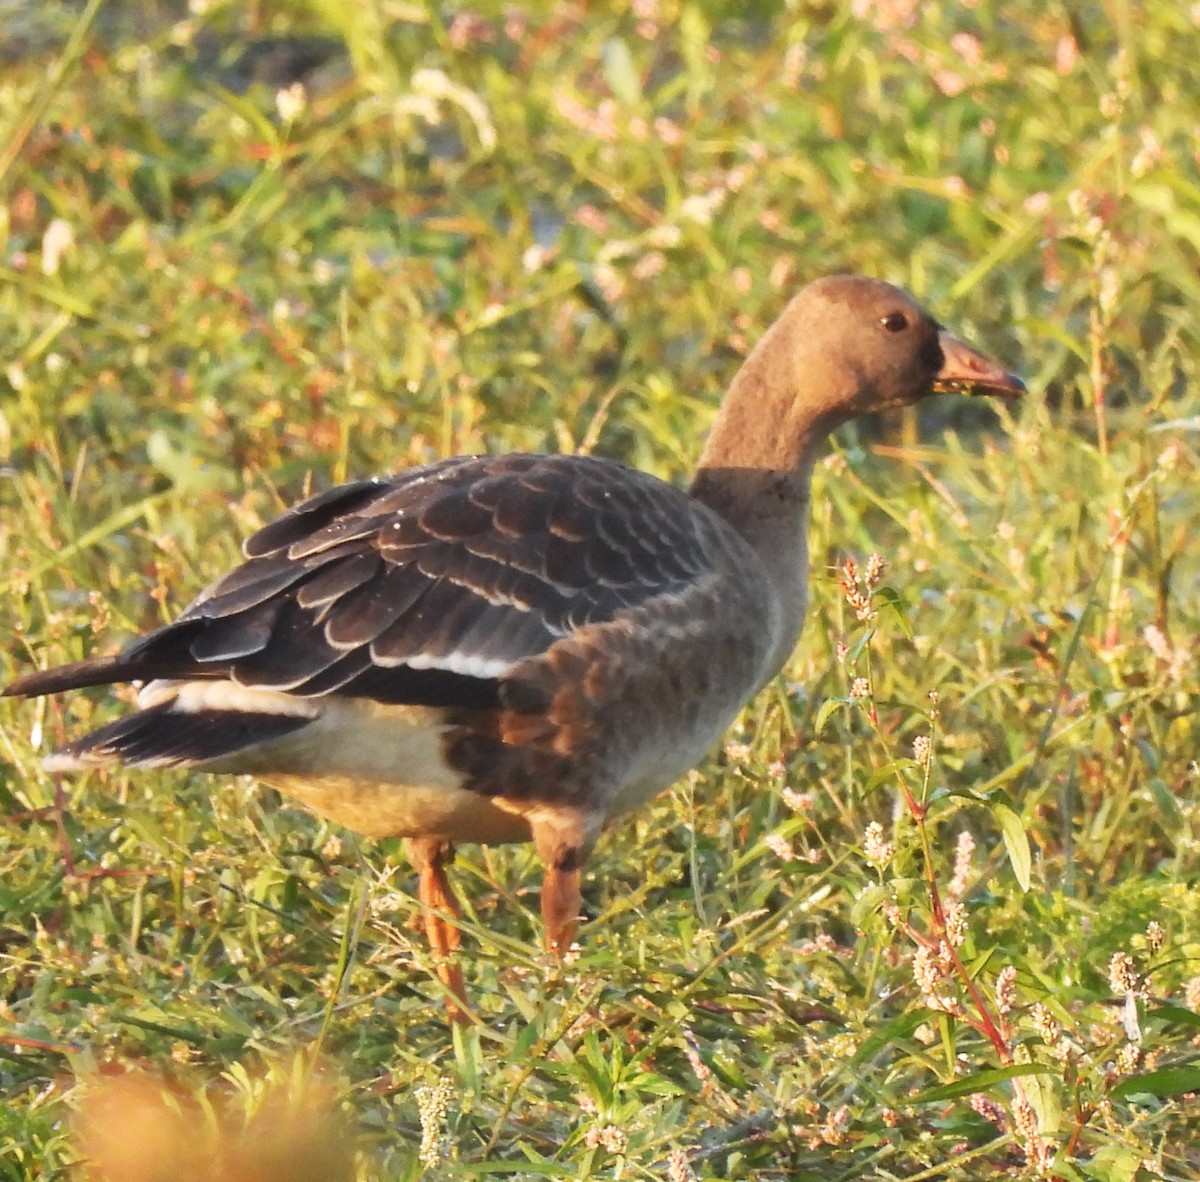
[933,330,1026,398]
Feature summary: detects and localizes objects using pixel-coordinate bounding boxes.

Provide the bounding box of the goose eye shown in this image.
[881,311,908,333]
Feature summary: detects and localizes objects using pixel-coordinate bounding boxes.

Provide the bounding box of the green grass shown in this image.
[2,1,1199,1178]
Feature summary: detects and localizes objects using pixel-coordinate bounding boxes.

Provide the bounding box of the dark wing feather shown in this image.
[188,553,309,615]
[321,564,435,648]
[240,477,385,558]
[44,701,312,769]
[5,454,725,710]
[294,550,382,610]
[187,596,284,662]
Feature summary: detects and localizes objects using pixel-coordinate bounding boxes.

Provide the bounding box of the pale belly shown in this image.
[163,675,742,846]
[241,701,723,845]
[196,692,531,844]
[259,771,532,844]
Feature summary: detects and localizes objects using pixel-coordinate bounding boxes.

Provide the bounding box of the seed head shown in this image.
[1108,951,1139,996]
[995,965,1017,1015]
[415,1077,456,1169]
[948,831,975,898]
[912,733,931,767]
[764,832,796,862]
[274,81,307,123]
[1115,1042,1141,1075]
[1157,439,1184,472]
[863,821,894,870]
[667,1148,696,1182]
[1031,1003,1060,1045]
[1013,1098,1053,1172]
[942,900,967,947]
[821,1105,850,1146]
[839,556,878,620]
[1012,1097,1037,1142]
[969,1093,1007,1130]
[1146,920,1165,954]
[913,942,957,1011]
[782,787,814,813]
[584,1124,628,1154]
[1122,992,1142,1044]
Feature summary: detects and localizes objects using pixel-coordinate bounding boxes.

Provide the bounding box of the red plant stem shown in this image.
[906,786,1012,1065]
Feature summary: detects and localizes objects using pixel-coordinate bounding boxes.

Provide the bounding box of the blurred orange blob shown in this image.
[73,1066,356,1182]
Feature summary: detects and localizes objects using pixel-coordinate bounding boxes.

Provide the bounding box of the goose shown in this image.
[5,275,1023,1017]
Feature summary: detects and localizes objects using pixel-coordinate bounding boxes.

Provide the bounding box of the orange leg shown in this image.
[404,837,472,1024]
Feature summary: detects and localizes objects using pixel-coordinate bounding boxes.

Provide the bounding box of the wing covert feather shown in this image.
[40,454,738,709]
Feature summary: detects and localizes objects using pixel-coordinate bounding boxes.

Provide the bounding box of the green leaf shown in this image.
[914,1063,1051,1104]
[863,758,920,796]
[875,586,914,640]
[991,801,1032,891]
[813,696,846,736]
[1048,1162,1090,1182]
[1146,1005,1200,1031]
[510,1020,542,1063]
[1109,1065,1200,1099]
[1132,738,1159,772]
[1148,777,1184,829]
[849,1010,930,1068]
[1131,181,1200,253]
[848,628,876,662]
[679,5,711,79]
[452,1021,485,1093]
[849,882,893,927]
[1082,1144,1143,1182]
[601,38,641,106]
[459,1159,573,1176]
[146,429,220,494]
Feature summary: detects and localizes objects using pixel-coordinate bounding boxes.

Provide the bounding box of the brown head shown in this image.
[794,274,1024,411]
[696,273,1024,477]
